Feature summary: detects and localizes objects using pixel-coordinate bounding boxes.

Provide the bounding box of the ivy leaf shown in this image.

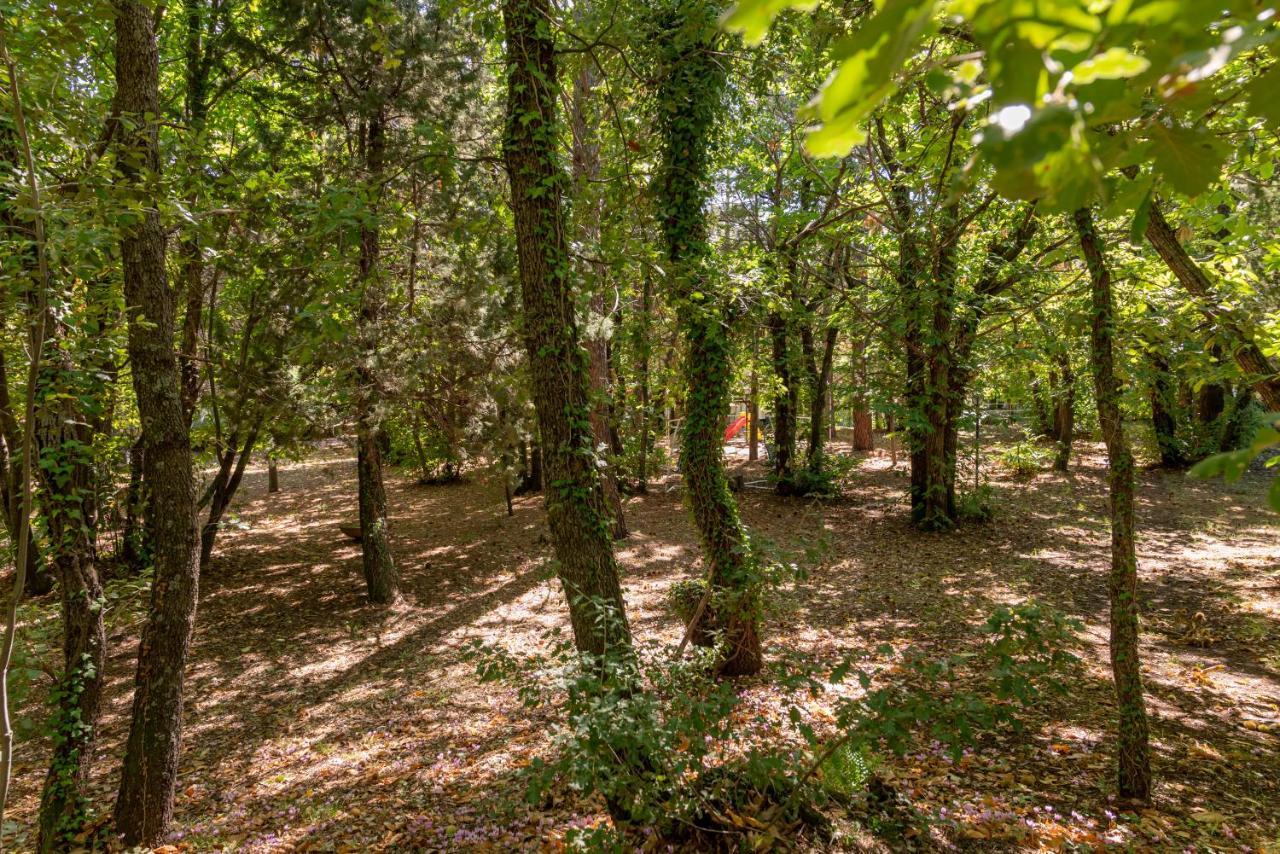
[1069,48,1150,85]
[1148,123,1228,197]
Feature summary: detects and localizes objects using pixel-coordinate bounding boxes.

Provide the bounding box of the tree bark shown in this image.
[502,0,633,660]
[353,108,399,605]
[113,2,203,844]
[268,459,279,494]
[1074,207,1152,802]
[569,66,627,538]
[655,0,761,677]
[1144,202,1280,411]
[1051,352,1075,472]
[768,309,796,487]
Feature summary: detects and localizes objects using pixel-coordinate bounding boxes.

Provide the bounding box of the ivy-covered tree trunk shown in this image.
[113,1,204,844]
[33,350,106,852]
[502,0,633,659]
[655,0,761,677]
[1074,207,1152,802]
[353,110,399,605]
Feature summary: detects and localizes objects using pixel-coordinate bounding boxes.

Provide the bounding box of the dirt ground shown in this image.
[7,436,1279,851]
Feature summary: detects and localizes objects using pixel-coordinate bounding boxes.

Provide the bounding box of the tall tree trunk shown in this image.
[1144,202,1280,411]
[502,0,633,659]
[353,110,399,605]
[268,459,279,494]
[177,0,210,425]
[1074,207,1152,802]
[655,0,761,677]
[113,2,203,844]
[569,66,627,538]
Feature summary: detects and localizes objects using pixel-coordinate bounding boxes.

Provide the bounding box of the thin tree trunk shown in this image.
[1052,351,1074,472]
[112,2,203,844]
[748,326,760,462]
[636,270,652,493]
[569,67,627,538]
[199,427,259,565]
[1074,207,1152,802]
[503,0,633,660]
[353,108,399,605]
[268,459,279,494]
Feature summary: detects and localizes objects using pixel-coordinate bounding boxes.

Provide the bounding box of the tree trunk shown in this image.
[1148,350,1186,468]
[120,435,146,571]
[1074,207,1152,802]
[768,310,796,488]
[1144,202,1280,411]
[748,327,760,462]
[268,459,279,493]
[502,0,633,660]
[1052,352,1075,472]
[199,427,258,566]
[353,109,399,605]
[31,324,106,853]
[569,67,627,539]
[655,0,761,677]
[113,2,203,844]
[804,325,838,473]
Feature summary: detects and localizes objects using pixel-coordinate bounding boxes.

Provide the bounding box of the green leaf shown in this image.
[1148,123,1228,197]
[803,0,939,158]
[720,0,817,45]
[1070,48,1150,85]
[1248,64,1280,131]
[1268,477,1280,514]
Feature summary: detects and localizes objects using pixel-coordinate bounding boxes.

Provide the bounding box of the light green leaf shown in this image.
[721,0,817,45]
[1070,48,1150,85]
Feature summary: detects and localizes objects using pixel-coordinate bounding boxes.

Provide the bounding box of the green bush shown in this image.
[996,440,1051,478]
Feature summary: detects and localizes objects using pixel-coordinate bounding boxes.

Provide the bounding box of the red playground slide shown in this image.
[724,413,749,442]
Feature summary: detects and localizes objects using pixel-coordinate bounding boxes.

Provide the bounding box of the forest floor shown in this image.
[6,435,1280,852]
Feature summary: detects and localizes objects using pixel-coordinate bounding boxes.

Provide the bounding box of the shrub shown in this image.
[996,440,1051,478]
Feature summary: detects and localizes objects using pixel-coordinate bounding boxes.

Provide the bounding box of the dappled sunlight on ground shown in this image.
[5,437,1278,850]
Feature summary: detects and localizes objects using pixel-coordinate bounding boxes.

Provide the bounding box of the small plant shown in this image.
[955,484,995,522]
[996,440,1051,478]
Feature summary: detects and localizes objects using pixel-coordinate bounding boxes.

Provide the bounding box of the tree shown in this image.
[1074,206,1152,801]
[654,0,762,676]
[112,1,203,843]
[502,0,633,660]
